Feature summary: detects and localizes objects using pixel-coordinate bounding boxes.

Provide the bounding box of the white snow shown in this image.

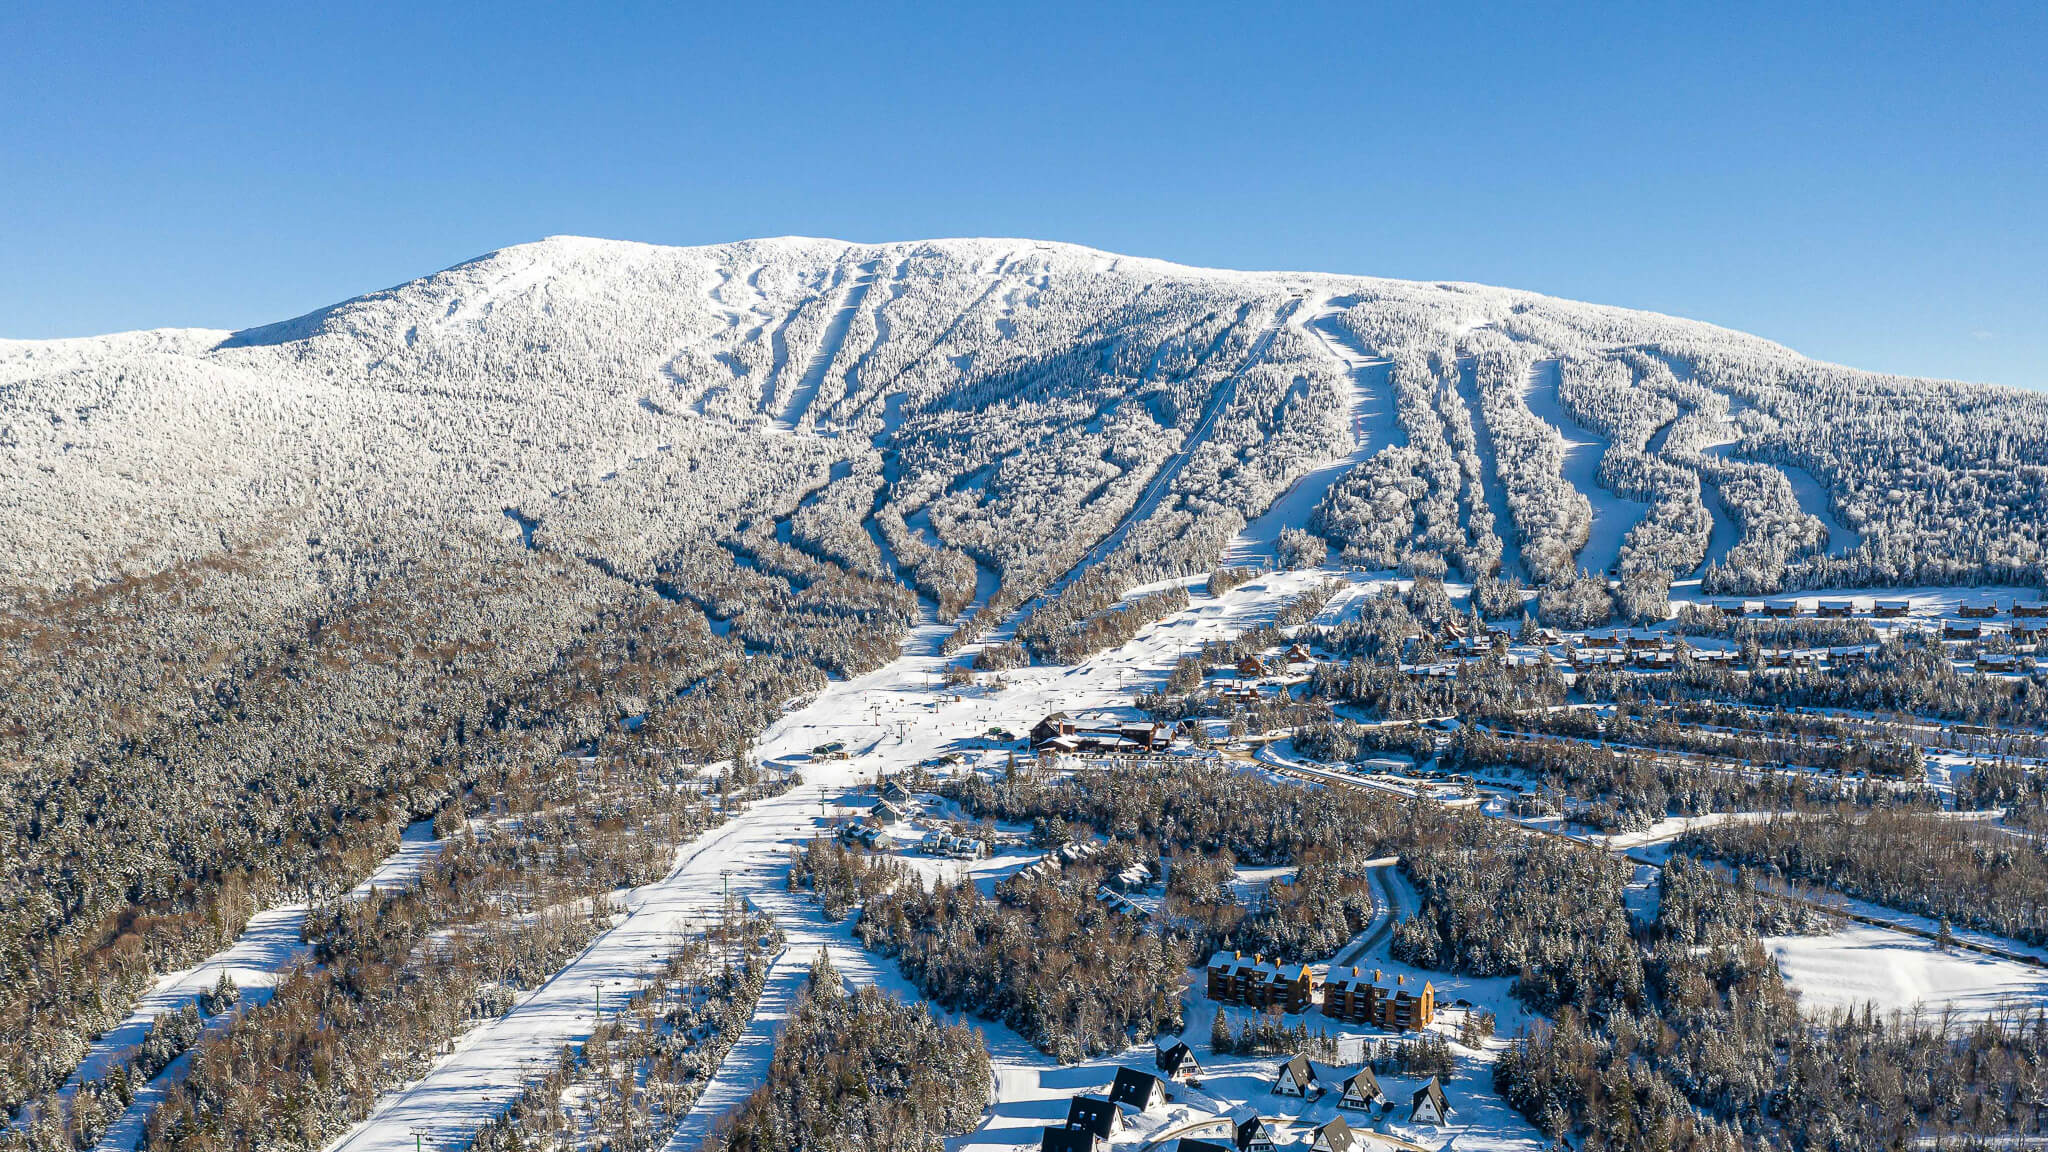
[1767,926,2048,1021]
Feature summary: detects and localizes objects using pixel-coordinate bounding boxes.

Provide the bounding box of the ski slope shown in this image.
[324,570,1347,1151]
[1521,358,1648,574]
[1223,301,1399,567]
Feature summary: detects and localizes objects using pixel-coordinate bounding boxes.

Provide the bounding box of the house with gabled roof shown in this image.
[1309,1116,1357,1152]
[1041,1129,1100,1152]
[1271,1053,1319,1097]
[1109,1066,1168,1112]
[1336,1068,1384,1111]
[1155,1039,1201,1082]
[1065,1095,1121,1141]
[1409,1076,1453,1126]
[1233,1116,1278,1152]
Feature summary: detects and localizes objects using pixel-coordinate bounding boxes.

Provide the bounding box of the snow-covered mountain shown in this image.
[4,235,2040,607]
[5,236,2047,1143]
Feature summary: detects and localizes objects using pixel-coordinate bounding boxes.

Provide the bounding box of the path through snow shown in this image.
[1222,300,1397,567]
[1521,359,1647,574]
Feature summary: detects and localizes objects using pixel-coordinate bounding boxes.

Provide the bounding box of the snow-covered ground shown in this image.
[326,569,1354,1151]
[1768,926,2048,1021]
[69,821,443,1151]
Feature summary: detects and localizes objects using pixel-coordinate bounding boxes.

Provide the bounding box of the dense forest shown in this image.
[705,952,990,1152]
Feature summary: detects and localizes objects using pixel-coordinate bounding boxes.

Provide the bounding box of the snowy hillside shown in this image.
[4,234,2044,608]
[6,235,2048,1151]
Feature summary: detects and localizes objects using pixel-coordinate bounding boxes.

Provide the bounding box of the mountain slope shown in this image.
[2,233,2045,1123]
[4,234,2042,603]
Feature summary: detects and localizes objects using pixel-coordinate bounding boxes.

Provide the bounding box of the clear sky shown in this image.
[4,2,2043,389]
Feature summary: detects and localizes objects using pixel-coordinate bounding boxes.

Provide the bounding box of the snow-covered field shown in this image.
[1768,926,2048,1021]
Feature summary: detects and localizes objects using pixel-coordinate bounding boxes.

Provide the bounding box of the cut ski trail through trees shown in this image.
[1522,358,1648,575]
[73,821,443,1152]
[1223,300,1397,567]
[776,261,878,430]
[1032,298,1302,609]
[323,568,1347,1152]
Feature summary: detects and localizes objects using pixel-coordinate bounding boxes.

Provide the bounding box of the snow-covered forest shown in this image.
[2,234,2045,1147]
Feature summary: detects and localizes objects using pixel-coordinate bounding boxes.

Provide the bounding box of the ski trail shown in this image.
[778,261,878,430]
[1453,356,1525,581]
[1029,298,1304,611]
[1522,358,1649,575]
[1222,300,1396,567]
[67,822,442,1151]
[662,888,1050,1150]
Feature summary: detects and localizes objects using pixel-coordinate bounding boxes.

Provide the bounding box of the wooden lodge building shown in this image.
[1030,712,1169,754]
[1207,955,1437,1031]
[1206,952,1317,1014]
[1322,966,1436,1031]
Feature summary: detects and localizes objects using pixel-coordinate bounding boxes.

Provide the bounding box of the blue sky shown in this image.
[3,3,2043,389]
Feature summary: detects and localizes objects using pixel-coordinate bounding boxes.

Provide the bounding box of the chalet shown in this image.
[1633,651,1674,671]
[1409,1077,1453,1126]
[1624,633,1665,651]
[1320,966,1436,1031]
[1943,623,1983,641]
[878,779,918,809]
[1097,884,1145,919]
[1207,952,1319,1013]
[1285,643,1314,665]
[2015,603,2048,619]
[1830,647,1870,666]
[1958,604,1999,619]
[1764,599,1805,618]
[1874,599,1914,618]
[1736,600,1767,617]
[1582,634,1620,649]
[1109,1067,1169,1112]
[2014,624,2045,643]
[1271,1054,1319,1097]
[1217,685,1267,706]
[1336,1068,1385,1112]
[1237,655,1271,679]
[1817,598,1864,619]
[1310,1117,1357,1152]
[1030,712,1169,754]
[1041,1128,1100,1152]
[923,833,988,859]
[1064,1095,1120,1142]
[1155,1040,1201,1082]
[1233,1117,1279,1152]
[1979,654,2021,673]
[870,799,906,826]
